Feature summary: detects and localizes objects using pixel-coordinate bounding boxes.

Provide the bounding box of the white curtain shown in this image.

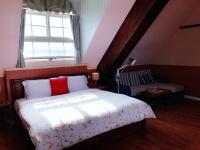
[23,0,74,13]
[70,15,81,64]
[17,0,76,67]
[16,9,26,68]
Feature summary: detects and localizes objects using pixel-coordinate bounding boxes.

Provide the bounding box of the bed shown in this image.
[5,65,155,150]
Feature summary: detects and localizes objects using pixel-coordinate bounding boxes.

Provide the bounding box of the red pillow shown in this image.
[50,77,69,96]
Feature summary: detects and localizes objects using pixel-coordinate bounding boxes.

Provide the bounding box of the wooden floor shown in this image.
[0,100,199,150]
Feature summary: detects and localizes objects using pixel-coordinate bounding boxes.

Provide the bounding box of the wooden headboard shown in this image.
[5,65,88,105]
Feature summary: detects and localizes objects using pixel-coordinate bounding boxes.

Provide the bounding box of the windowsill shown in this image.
[25,58,77,68]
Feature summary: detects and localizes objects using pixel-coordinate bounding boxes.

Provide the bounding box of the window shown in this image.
[24,10,76,60]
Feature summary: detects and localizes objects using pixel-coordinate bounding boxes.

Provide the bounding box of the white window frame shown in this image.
[24,10,76,60]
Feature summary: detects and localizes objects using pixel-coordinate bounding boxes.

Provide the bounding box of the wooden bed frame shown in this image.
[5,65,146,150]
[5,65,88,104]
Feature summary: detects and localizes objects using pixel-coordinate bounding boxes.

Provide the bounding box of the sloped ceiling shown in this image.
[38,0,200,69]
[124,0,199,65]
[79,0,108,56]
[82,0,200,69]
[82,0,136,69]
[97,0,169,76]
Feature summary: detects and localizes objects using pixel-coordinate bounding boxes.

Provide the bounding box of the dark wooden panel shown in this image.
[97,0,169,83]
[150,65,200,97]
[0,76,8,105]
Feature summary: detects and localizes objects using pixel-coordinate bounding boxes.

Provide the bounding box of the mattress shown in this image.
[15,89,155,150]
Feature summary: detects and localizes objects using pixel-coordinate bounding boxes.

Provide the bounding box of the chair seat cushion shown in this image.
[150,82,184,93]
[131,84,154,96]
[131,82,184,96]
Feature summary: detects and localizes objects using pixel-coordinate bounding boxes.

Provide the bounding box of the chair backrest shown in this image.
[118,69,155,86]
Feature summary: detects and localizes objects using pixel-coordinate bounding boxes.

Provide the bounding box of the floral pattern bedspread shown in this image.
[15,89,156,150]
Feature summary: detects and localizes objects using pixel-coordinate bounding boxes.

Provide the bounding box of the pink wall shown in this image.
[2,0,199,76]
[0,0,22,75]
[152,2,200,66]
[125,0,200,66]
[82,0,136,69]
[0,0,78,73]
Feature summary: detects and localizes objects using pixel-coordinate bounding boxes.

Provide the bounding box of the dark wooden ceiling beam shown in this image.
[97,0,169,82]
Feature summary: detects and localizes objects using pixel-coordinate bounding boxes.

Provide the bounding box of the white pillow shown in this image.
[68,75,89,92]
[22,79,51,99]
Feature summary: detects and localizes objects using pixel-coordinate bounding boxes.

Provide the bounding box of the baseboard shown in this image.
[184,95,200,102]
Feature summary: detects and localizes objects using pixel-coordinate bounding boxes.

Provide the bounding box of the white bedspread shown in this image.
[15,89,155,150]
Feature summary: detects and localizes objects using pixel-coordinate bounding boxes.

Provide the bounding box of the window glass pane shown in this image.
[25,14,31,25]
[64,43,76,57]
[31,15,46,26]
[64,28,73,39]
[33,42,49,57]
[63,18,71,28]
[32,26,47,36]
[50,17,63,27]
[50,27,63,37]
[23,11,76,60]
[25,26,32,36]
[23,42,33,57]
[50,43,65,56]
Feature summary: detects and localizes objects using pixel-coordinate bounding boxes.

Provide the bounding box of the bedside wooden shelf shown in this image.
[97,86,107,90]
[0,101,10,107]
